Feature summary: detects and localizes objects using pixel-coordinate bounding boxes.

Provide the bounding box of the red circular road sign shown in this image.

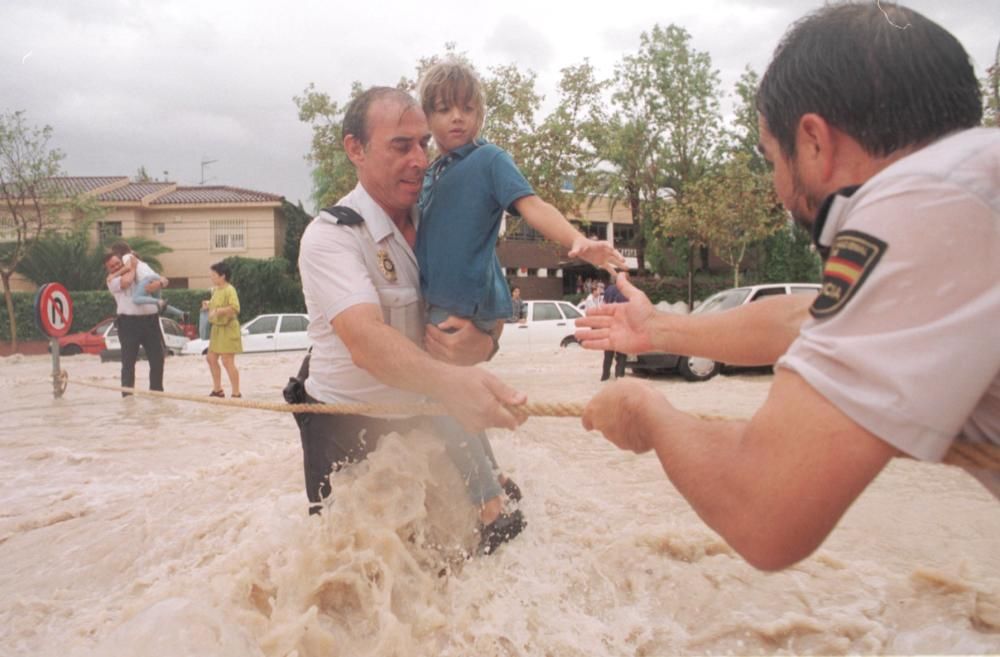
[36,283,74,338]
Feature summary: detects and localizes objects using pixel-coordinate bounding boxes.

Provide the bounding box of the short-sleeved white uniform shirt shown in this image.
[778,128,1000,498]
[299,183,427,407]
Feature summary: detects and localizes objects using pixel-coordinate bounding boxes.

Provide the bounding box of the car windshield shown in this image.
[693,288,751,315]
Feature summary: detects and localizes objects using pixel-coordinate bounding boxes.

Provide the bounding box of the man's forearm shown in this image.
[336,306,460,401]
[647,294,813,366]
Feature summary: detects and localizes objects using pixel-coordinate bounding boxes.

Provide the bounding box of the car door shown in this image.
[274,314,310,351]
[159,317,189,354]
[241,315,280,352]
[88,318,116,353]
[527,301,568,348]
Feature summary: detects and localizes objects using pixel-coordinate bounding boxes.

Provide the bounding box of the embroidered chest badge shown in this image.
[811,229,888,318]
[376,249,397,283]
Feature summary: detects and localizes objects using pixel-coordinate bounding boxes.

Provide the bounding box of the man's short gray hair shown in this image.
[342,87,419,147]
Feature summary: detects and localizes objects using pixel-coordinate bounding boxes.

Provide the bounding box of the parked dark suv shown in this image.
[627,283,821,381]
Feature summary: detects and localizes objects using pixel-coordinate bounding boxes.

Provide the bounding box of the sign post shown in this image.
[33,283,74,399]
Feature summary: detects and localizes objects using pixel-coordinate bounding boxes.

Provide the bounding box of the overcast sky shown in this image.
[3,0,997,213]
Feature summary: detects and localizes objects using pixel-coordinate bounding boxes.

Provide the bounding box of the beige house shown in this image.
[7,176,285,292]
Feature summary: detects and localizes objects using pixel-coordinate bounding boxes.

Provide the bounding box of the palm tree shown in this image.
[17,231,172,290]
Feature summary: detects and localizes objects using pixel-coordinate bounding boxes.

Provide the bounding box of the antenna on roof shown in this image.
[200,157,218,185]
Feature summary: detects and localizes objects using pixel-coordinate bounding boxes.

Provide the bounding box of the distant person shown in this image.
[600,278,628,382]
[198,296,211,341]
[414,57,625,338]
[576,2,998,570]
[205,261,242,398]
[103,252,166,397]
[509,285,525,322]
[583,283,603,312]
[107,242,185,322]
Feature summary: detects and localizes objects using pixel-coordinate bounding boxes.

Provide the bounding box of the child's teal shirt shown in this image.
[416,139,534,322]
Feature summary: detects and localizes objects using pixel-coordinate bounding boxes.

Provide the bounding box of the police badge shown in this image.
[376,249,397,282]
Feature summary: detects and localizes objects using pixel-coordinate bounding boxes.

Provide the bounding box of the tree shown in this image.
[984,39,999,128]
[528,61,606,218]
[280,199,312,276]
[17,231,171,292]
[728,67,766,170]
[678,151,786,287]
[594,24,723,273]
[0,111,72,348]
[16,229,106,290]
[294,81,363,211]
[759,223,822,284]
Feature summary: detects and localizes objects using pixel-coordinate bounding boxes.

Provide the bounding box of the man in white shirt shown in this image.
[296,87,528,552]
[576,3,998,570]
[103,252,167,396]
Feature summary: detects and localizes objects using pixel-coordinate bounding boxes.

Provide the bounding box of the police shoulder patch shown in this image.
[811,229,887,318]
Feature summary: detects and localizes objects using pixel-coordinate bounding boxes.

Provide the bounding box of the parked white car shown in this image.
[499,300,582,350]
[182,313,311,355]
[100,316,190,362]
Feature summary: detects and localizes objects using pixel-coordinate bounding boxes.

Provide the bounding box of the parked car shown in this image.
[628,283,822,381]
[99,316,191,362]
[181,313,311,355]
[499,300,583,350]
[54,317,116,356]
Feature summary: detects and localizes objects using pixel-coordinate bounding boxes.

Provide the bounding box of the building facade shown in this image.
[498,195,638,299]
[6,176,284,292]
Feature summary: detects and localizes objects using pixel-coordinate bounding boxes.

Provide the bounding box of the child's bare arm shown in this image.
[513,195,626,271]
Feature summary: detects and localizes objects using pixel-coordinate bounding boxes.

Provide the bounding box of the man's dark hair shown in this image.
[102,252,119,266]
[756,2,982,158]
[210,260,231,281]
[342,87,419,147]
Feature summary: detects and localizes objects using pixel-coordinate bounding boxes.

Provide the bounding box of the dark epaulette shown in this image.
[322,205,365,225]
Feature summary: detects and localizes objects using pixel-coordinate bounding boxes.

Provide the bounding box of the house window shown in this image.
[98,221,123,243]
[210,219,246,251]
[154,223,166,234]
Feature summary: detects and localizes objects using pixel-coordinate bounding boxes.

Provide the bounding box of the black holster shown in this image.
[284,352,311,429]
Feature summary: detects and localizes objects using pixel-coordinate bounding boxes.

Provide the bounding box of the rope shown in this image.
[61,373,1000,473]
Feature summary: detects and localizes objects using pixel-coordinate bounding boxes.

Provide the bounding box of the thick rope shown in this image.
[62,372,1000,473]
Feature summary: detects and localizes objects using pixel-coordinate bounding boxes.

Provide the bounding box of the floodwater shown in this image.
[1,347,999,656]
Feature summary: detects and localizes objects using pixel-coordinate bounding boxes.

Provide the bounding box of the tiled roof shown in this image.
[97,182,174,202]
[151,186,282,205]
[46,176,128,196]
[36,178,282,206]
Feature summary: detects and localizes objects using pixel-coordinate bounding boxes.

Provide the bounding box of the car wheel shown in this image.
[678,356,719,382]
[560,336,580,348]
[61,344,82,356]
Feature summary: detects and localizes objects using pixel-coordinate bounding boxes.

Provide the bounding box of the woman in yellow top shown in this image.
[204,261,243,398]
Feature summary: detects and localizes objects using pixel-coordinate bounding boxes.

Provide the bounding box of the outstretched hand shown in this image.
[568,236,627,273]
[574,272,656,355]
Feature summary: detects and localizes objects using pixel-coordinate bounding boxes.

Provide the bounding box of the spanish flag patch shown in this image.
[811,230,887,318]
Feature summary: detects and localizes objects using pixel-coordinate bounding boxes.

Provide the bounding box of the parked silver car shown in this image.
[628,283,821,381]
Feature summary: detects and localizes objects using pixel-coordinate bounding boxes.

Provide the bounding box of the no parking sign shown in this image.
[34,282,74,338]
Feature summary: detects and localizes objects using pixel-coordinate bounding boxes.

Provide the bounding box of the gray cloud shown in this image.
[1,0,995,213]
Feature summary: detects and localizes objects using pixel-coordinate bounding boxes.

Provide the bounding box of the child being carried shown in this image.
[108,241,186,321]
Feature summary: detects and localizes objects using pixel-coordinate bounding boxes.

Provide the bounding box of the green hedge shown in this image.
[0,288,209,343]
